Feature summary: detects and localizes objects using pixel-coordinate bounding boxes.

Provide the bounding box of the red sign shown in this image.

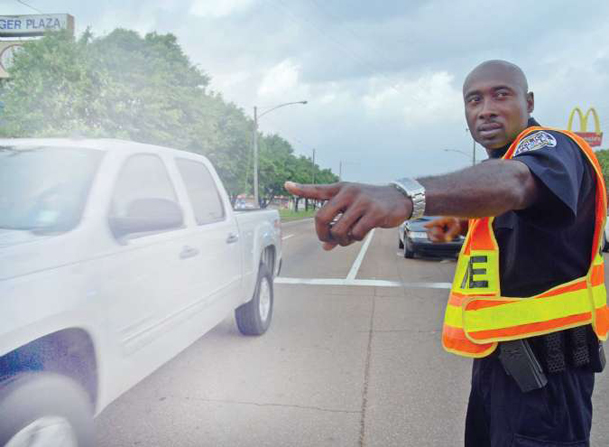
[575,132,603,147]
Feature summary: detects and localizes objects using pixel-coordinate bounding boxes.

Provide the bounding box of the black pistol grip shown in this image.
[499,340,548,393]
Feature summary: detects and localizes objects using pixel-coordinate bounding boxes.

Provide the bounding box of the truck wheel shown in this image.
[0,373,94,447]
[404,238,415,259]
[235,264,274,336]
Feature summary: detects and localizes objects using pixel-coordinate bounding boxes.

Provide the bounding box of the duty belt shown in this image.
[497,326,606,393]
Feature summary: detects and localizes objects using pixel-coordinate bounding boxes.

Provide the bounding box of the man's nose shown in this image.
[478,98,497,121]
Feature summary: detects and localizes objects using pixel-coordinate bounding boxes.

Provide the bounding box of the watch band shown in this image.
[390,177,426,220]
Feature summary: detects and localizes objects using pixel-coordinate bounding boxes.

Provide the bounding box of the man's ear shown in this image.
[527,92,534,114]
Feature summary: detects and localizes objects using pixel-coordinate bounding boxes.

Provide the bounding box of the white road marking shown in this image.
[346,229,375,281]
[275,277,452,289]
[282,234,295,241]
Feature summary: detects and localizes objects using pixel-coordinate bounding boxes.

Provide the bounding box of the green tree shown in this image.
[193,95,253,204]
[257,134,339,209]
[258,134,294,208]
[0,29,103,136]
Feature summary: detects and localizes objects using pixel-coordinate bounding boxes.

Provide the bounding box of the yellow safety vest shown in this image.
[442,126,609,358]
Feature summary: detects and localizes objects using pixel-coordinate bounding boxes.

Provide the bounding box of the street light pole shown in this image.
[253,106,259,207]
[252,101,307,207]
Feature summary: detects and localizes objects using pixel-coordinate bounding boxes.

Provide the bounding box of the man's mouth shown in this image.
[478,122,503,138]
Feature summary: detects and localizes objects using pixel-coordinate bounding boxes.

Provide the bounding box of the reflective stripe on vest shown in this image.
[442,126,609,358]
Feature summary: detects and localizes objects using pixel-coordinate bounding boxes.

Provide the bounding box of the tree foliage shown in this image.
[0,29,337,206]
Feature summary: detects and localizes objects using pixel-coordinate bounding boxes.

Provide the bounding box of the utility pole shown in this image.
[312,148,316,184]
[253,106,259,207]
[339,161,342,181]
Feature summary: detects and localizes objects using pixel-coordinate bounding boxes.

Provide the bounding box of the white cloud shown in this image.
[257,59,303,99]
[363,71,462,127]
[189,0,255,18]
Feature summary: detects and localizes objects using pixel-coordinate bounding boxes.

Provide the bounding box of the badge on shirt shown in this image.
[514,131,557,156]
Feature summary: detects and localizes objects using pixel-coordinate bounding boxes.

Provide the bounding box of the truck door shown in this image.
[101,153,195,388]
[173,157,242,319]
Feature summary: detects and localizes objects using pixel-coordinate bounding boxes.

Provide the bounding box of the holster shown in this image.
[498,340,548,393]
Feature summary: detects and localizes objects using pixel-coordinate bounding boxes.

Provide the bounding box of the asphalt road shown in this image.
[95,219,609,446]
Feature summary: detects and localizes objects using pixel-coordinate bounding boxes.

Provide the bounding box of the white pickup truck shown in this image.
[0,138,282,446]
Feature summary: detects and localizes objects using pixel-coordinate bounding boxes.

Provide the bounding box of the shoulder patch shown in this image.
[514,131,557,156]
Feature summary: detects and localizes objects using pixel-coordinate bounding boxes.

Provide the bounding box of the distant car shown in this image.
[234,200,257,210]
[398,216,464,259]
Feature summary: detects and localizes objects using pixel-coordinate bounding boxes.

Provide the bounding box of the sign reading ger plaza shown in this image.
[0,14,74,37]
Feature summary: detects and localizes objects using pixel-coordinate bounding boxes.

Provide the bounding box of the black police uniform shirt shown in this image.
[489,117,596,298]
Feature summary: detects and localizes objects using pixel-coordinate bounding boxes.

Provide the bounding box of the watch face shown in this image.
[1,45,22,71]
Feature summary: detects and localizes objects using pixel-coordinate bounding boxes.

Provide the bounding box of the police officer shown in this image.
[285,60,608,446]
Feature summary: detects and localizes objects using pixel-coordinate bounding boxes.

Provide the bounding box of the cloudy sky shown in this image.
[3,0,609,182]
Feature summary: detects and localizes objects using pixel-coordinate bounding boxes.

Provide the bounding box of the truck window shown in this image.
[110,154,179,229]
[175,158,225,225]
[0,146,103,233]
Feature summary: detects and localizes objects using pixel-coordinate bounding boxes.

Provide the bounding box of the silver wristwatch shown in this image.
[390,177,426,220]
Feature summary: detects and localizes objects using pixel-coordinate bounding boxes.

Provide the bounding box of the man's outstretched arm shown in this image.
[285,159,540,250]
[420,159,538,217]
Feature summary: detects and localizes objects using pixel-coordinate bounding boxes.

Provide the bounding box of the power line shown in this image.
[15,0,43,14]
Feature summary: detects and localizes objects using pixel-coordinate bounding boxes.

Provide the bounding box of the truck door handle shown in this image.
[179,246,200,259]
[226,233,239,244]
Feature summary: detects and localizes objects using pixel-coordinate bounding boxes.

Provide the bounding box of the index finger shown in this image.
[285,181,342,201]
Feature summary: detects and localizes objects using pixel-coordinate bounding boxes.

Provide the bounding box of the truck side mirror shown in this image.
[109,198,184,238]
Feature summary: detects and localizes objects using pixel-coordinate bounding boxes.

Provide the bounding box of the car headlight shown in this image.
[409,231,428,240]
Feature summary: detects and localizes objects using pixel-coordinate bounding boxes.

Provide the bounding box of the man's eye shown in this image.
[495,91,508,98]
[468,97,480,104]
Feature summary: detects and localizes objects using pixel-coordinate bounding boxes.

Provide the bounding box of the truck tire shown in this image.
[0,373,94,447]
[235,264,274,336]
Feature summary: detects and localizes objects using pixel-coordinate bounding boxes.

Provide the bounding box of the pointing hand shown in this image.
[284,181,413,251]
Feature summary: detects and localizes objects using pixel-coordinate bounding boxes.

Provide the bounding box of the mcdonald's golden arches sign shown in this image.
[567,107,603,147]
